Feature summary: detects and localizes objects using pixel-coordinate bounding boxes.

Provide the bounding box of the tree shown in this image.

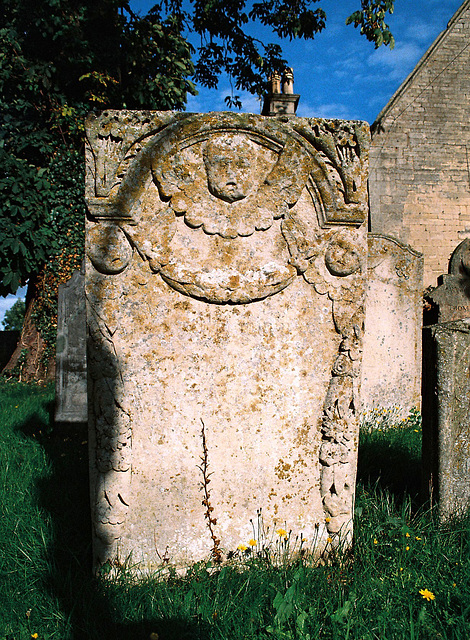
[1,299,26,332]
[0,0,395,380]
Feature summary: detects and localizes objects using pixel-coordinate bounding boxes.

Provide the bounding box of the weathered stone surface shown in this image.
[85,111,370,569]
[362,234,423,416]
[0,330,19,370]
[426,239,470,323]
[55,266,87,423]
[422,320,470,521]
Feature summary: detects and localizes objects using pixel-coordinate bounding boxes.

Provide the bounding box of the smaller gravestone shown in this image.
[362,234,423,417]
[55,266,87,423]
[426,239,470,322]
[0,331,20,370]
[423,239,470,521]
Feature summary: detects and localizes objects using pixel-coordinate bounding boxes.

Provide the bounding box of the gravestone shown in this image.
[85,111,370,569]
[362,234,423,417]
[0,331,20,370]
[426,239,470,322]
[423,239,470,520]
[55,266,87,423]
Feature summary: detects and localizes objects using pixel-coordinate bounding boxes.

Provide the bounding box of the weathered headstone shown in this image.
[0,331,20,370]
[422,321,470,521]
[426,239,470,323]
[423,239,470,520]
[55,266,87,423]
[85,111,370,569]
[361,234,423,417]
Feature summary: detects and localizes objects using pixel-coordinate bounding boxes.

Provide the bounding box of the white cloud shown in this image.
[367,41,423,80]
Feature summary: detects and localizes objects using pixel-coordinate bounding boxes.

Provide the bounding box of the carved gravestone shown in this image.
[85,111,370,569]
[426,239,470,322]
[423,240,470,520]
[55,266,87,423]
[362,235,423,416]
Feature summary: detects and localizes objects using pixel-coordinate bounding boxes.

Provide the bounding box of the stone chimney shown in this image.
[262,67,299,116]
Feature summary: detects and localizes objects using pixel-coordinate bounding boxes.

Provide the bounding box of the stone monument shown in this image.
[423,239,470,520]
[362,234,423,417]
[85,111,370,569]
[55,265,87,423]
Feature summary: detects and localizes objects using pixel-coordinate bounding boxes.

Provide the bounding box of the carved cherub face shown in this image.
[202,134,258,203]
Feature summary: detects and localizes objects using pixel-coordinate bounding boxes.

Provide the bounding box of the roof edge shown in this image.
[372,0,470,130]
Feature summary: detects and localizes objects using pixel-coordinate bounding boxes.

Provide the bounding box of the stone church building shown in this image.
[369,0,470,287]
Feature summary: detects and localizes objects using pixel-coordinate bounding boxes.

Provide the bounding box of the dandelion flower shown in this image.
[399,567,403,572]
[405,532,410,538]
[31,635,39,639]
[373,538,378,545]
[327,537,333,543]
[419,588,435,601]
[416,536,422,541]
[248,539,257,547]
[237,543,247,551]
[276,528,288,538]
[405,545,410,551]
[325,517,331,523]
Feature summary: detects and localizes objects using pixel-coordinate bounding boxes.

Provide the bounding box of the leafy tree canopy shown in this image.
[2,299,26,332]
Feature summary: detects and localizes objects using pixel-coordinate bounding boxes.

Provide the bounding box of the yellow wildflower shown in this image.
[276,528,288,538]
[419,588,435,601]
[405,545,410,551]
[248,539,257,547]
[325,517,331,523]
[405,532,410,538]
[399,567,403,571]
[373,539,378,545]
[237,543,247,551]
[416,536,422,541]
[327,537,333,543]
[31,635,39,639]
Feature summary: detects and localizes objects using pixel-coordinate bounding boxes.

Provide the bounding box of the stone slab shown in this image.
[85,111,370,570]
[362,234,423,417]
[422,320,470,521]
[55,266,87,423]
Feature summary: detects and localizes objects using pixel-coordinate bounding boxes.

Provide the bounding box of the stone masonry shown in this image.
[369,0,470,288]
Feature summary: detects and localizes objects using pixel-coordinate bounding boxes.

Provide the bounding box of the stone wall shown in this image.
[369,0,470,288]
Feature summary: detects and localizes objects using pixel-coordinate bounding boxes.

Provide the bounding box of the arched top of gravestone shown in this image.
[449,239,470,277]
[85,112,369,229]
[85,112,369,304]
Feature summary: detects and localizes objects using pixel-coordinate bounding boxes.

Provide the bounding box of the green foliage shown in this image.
[346,0,395,49]
[2,398,470,639]
[0,0,396,368]
[1,298,25,331]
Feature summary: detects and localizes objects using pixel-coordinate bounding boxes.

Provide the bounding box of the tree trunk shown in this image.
[2,277,55,382]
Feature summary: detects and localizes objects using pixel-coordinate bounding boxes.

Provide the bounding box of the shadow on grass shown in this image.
[357,430,422,506]
[18,413,209,640]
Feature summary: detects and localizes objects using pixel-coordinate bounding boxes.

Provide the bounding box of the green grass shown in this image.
[1,384,470,639]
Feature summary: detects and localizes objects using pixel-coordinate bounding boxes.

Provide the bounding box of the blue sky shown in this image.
[1,0,464,325]
[132,0,464,122]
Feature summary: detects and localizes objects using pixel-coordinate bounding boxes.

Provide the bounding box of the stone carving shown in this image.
[85,111,369,568]
[426,239,470,323]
